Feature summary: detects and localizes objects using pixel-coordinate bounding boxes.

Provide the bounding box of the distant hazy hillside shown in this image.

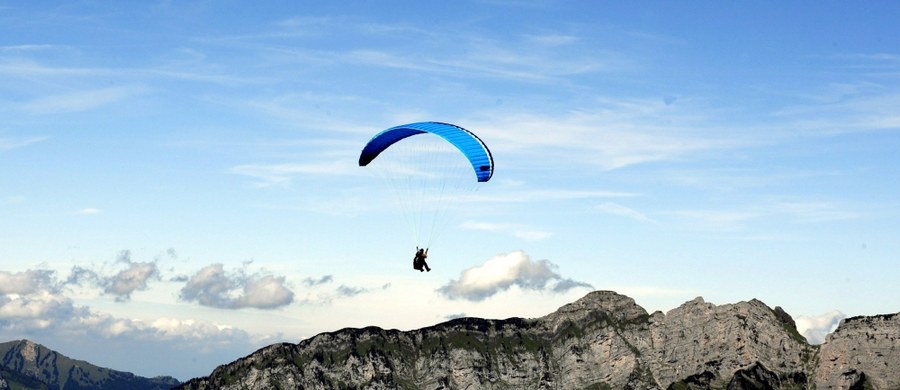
[0,340,178,390]
[178,291,900,389]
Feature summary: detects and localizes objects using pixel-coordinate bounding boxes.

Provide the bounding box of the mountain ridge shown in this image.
[3,291,896,389]
[0,339,179,390]
[177,290,899,389]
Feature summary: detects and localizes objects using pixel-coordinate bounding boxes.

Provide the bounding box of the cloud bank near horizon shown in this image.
[0,271,268,381]
[0,252,298,379]
[0,267,260,343]
[0,249,302,341]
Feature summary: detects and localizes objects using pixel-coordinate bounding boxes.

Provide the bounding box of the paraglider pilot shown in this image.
[413,247,431,272]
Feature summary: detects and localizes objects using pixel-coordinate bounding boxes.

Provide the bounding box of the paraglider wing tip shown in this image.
[477,165,493,182]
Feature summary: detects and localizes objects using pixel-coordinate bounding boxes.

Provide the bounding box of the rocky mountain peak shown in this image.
[645,296,815,388]
[539,290,649,332]
[16,340,38,363]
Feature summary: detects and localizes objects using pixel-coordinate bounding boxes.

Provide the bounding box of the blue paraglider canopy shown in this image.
[358,122,494,182]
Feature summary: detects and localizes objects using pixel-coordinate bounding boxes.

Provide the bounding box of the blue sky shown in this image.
[2,0,899,381]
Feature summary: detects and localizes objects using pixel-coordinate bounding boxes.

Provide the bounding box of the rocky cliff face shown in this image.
[814,313,900,389]
[0,339,180,390]
[177,291,899,390]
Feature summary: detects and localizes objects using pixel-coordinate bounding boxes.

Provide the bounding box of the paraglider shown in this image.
[359,121,493,182]
[359,121,494,271]
[413,247,430,272]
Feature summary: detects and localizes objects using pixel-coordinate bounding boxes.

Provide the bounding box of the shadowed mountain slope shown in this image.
[0,340,179,390]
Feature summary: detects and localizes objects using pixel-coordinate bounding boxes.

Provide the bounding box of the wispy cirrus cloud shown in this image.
[268,15,604,80]
[0,44,59,52]
[669,198,860,233]
[250,17,627,84]
[470,104,744,171]
[767,200,861,223]
[0,57,101,78]
[596,202,655,224]
[669,209,762,232]
[0,136,47,151]
[461,221,552,241]
[461,188,639,204]
[230,161,360,187]
[346,41,616,84]
[20,85,141,114]
[524,33,580,46]
[771,82,900,136]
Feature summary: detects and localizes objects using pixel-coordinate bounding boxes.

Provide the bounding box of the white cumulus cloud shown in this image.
[0,292,74,325]
[63,250,163,301]
[179,263,294,309]
[100,250,160,301]
[796,310,846,344]
[437,250,592,301]
[234,275,296,309]
[0,269,58,295]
